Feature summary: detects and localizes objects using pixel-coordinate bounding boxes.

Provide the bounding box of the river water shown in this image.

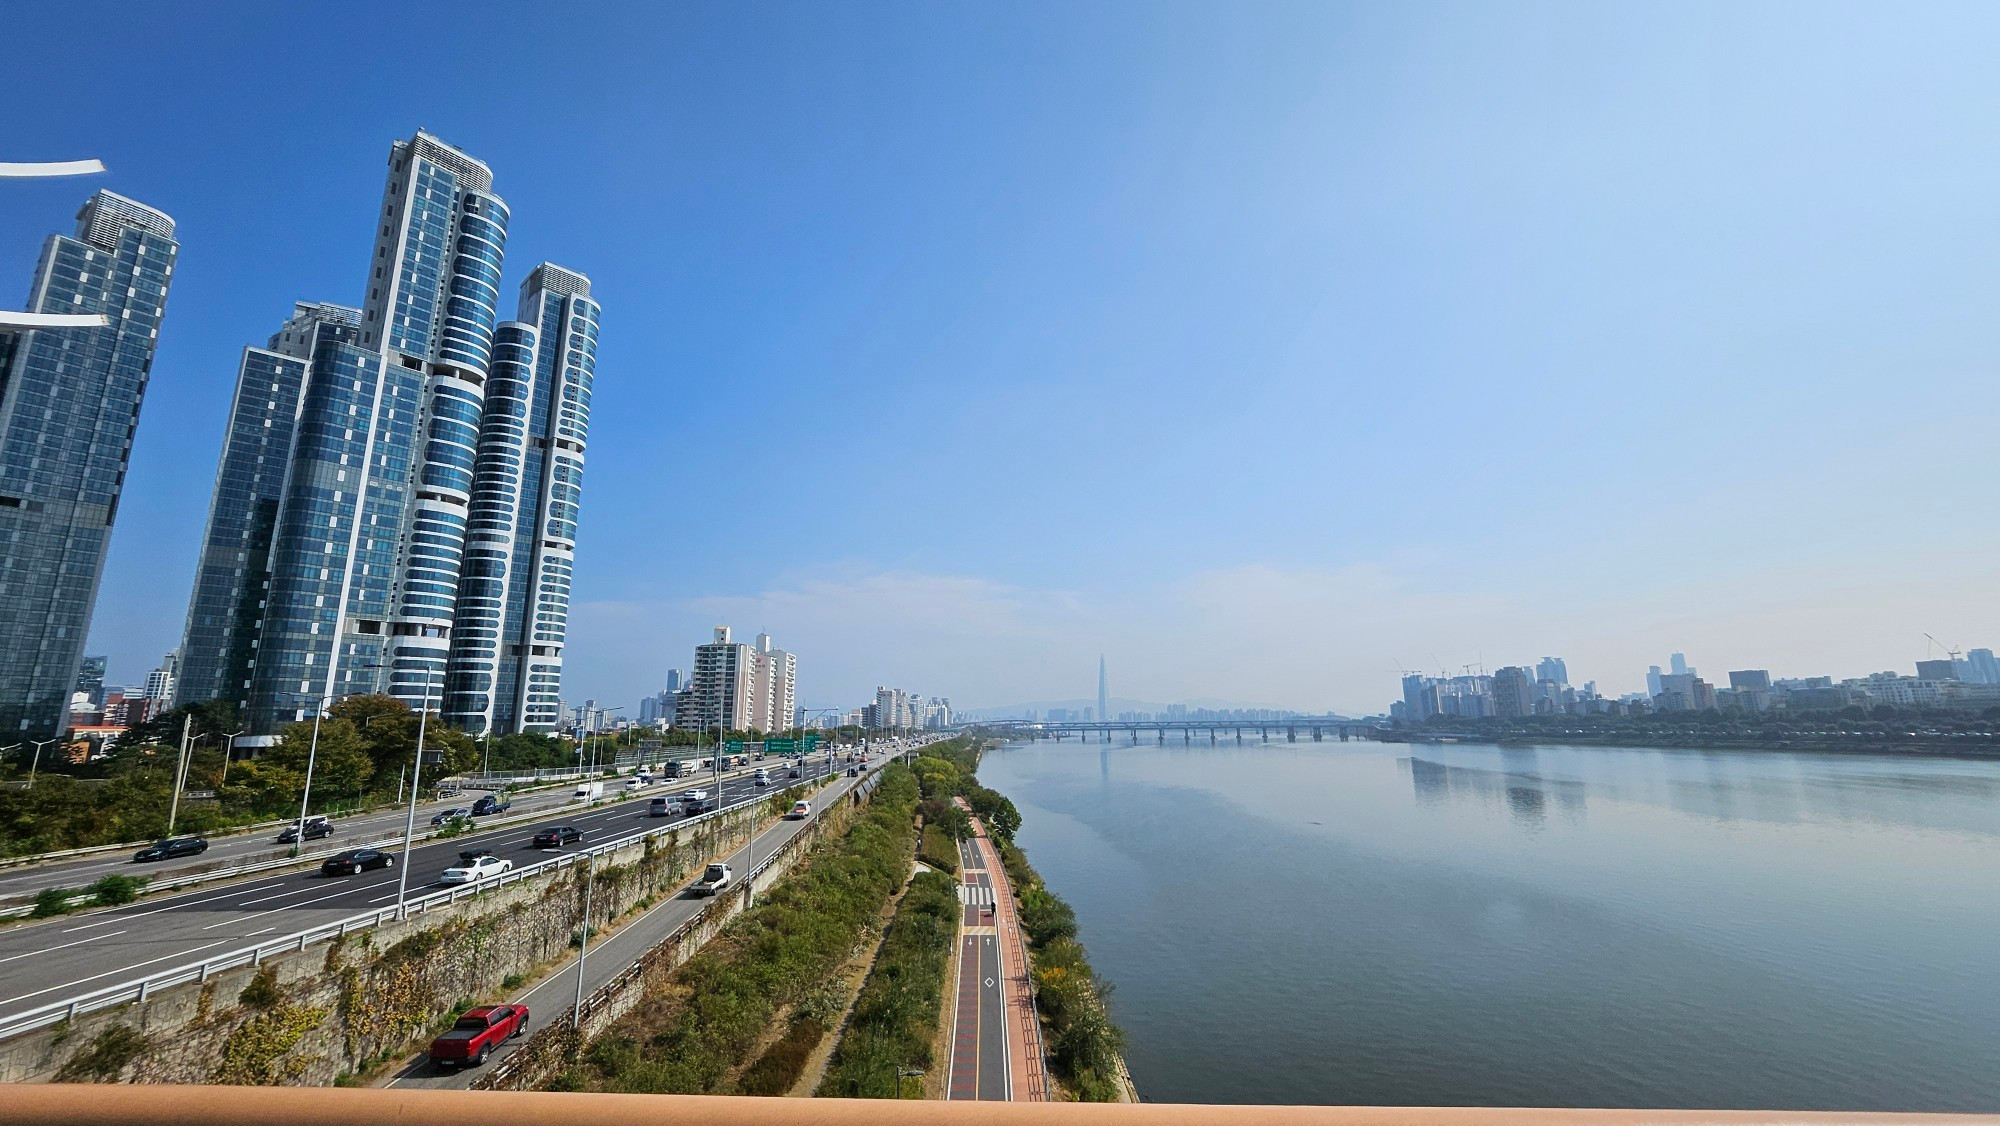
[978,738,2000,1110]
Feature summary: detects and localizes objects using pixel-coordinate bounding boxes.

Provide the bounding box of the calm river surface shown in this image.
[978,738,2000,1109]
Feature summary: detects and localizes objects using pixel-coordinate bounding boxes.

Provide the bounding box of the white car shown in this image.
[786,800,811,820]
[440,855,514,885]
[681,788,709,802]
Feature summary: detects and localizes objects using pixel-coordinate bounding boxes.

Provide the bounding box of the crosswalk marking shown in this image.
[956,884,995,907]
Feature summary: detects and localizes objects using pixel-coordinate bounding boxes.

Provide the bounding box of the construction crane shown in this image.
[1924,633,1963,662]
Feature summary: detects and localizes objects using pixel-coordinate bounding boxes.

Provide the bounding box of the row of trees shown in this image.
[2,695,486,856]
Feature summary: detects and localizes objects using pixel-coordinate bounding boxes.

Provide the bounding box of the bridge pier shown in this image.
[1235,727,1242,744]
[1209,729,1216,745]
[1287,726,1296,743]
[1311,726,1322,742]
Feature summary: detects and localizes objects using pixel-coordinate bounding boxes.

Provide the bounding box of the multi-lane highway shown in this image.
[0,779,593,902]
[0,754,853,1025]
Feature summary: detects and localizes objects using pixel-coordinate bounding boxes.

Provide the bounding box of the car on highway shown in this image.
[133,837,208,863]
[322,848,394,875]
[471,794,512,816]
[277,817,334,843]
[532,826,583,848]
[440,854,514,885]
[753,768,771,786]
[786,800,811,820]
[623,777,649,793]
[430,806,474,826]
[648,796,681,818]
[428,1004,528,1068]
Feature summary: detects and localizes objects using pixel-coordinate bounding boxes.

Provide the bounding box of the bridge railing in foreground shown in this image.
[7,1086,1993,1126]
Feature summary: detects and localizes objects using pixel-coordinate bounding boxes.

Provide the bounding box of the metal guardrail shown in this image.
[0,769,851,1041]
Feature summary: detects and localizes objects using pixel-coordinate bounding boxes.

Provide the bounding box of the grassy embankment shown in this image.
[555,764,922,1094]
[809,868,960,1098]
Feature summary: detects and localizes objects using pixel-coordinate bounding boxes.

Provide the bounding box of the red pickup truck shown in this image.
[428,1005,529,1068]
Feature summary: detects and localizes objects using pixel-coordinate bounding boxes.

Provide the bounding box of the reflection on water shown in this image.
[980,739,2000,1111]
[1406,755,1587,828]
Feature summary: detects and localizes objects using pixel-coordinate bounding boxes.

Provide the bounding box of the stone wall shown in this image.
[0,788,802,1086]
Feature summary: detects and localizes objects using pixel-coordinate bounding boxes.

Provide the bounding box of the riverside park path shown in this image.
[947,798,1047,1101]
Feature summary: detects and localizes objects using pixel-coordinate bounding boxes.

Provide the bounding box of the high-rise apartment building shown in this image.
[443,265,599,735]
[679,627,795,733]
[1670,652,1689,676]
[75,656,107,709]
[1535,656,1568,686]
[689,627,755,731]
[141,651,179,707]
[0,191,178,737]
[1491,666,1534,717]
[178,132,597,736]
[747,633,796,733]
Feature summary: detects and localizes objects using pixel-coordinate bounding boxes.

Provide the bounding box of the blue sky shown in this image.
[4,1,1997,714]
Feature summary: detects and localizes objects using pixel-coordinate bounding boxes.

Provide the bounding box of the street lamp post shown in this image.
[165,715,197,836]
[217,729,244,787]
[26,737,59,790]
[392,668,442,919]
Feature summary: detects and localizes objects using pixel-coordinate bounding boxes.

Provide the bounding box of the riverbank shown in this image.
[1379,729,2000,757]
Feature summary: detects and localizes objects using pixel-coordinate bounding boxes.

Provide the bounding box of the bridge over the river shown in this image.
[964,718,1385,745]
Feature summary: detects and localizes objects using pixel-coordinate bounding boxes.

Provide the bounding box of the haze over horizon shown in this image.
[5,1,1997,716]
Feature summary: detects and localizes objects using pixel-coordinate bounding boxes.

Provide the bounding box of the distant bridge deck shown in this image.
[962,719,1384,743]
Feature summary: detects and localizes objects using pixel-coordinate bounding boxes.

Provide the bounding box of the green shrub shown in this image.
[30,887,73,917]
[89,873,145,906]
[917,824,958,874]
[239,965,282,1009]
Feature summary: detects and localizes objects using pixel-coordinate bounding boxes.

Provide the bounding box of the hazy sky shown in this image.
[4,2,1997,715]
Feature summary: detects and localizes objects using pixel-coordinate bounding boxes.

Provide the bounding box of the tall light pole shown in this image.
[393,668,442,919]
[292,662,381,844]
[26,737,59,790]
[217,729,245,787]
[165,715,196,836]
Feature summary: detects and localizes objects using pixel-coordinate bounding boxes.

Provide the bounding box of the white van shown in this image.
[753,768,770,787]
[573,781,604,801]
[786,800,810,820]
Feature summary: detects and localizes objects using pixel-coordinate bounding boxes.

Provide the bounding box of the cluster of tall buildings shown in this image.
[0,131,601,743]
[1392,645,2000,722]
[642,628,797,734]
[178,131,601,743]
[857,687,951,731]
[66,650,180,732]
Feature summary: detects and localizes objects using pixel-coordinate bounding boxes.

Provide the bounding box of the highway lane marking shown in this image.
[200,881,397,929]
[0,929,124,964]
[54,875,303,934]
[0,938,231,1008]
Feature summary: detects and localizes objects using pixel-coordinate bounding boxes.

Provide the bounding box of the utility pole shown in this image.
[166,715,194,836]
[393,671,440,919]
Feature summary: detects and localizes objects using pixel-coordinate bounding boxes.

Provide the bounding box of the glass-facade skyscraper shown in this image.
[0,191,178,738]
[442,265,598,735]
[178,131,598,737]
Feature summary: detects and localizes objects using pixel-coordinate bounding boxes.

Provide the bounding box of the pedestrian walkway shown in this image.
[945,799,1047,1102]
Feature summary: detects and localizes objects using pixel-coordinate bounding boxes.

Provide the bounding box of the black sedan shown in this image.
[531,826,583,848]
[133,837,207,863]
[430,807,474,827]
[278,818,334,843]
[321,848,395,876]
